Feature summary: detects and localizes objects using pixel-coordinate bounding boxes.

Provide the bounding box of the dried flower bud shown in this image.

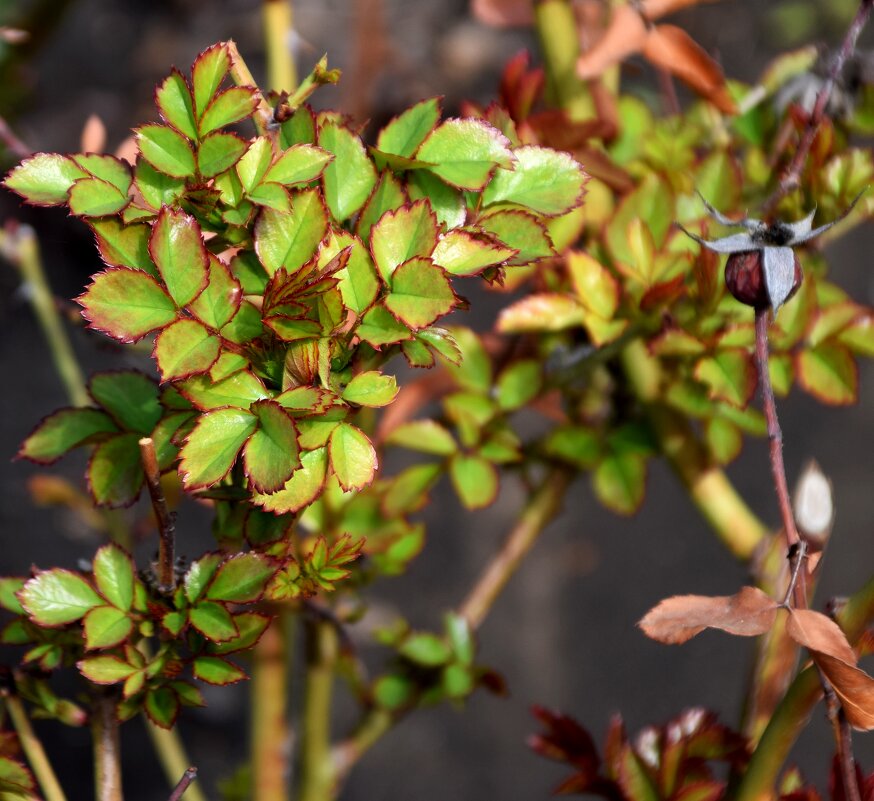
[724,250,803,309]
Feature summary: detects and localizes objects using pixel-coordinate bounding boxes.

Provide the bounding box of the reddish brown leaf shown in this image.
[785,609,857,663]
[639,586,777,644]
[813,653,874,731]
[641,0,720,17]
[642,25,736,114]
[471,0,534,27]
[576,5,648,80]
[81,114,107,154]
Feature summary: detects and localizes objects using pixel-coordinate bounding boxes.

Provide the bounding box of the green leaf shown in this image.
[184,553,224,604]
[197,132,247,178]
[341,371,398,407]
[383,462,442,516]
[705,416,743,465]
[149,207,209,307]
[180,369,268,410]
[319,121,377,220]
[72,153,131,193]
[445,612,474,664]
[399,633,452,666]
[543,425,600,468]
[199,87,258,136]
[77,655,138,684]
[93,544,135,611]
[408,170,466,228]
[135,157,185,209]
[694,350,757,407]
[567,251,619,318]
[243,400,300,494]
[263,143,333,186]
[20,570,102,626]
[483,145,586,215]
[208,613,272,655]
[432,230,516,276]
[19,408,118,464]
[236,136,273,191]
[89,370,161,433]
[88,433,145,507]
[384,257,456,329]
[192,43,230,116]
[374,674,415,710]
[144,687,180,729]
[220,300,264,345]
[68,177,129,217]
[370,200,439,283]
[442,663,475,699]
[449,453,498,509]
[477,210,554,264]
[252,446,329,513]
[136,124,196,178]
[497,293,583,333]
[797,343,858,405]
[593,452,646,515]
[190,601,239,642]
[83,605,133,649]
[90,219,155,273]
[329,423,377,491]
[356,171,408,242]
[377,97,441,157]
[156,70,198,139]
[417,119,514,190]
[3,152,87,205]
[385,420,457,455]
[0,755,35,795]
[192,656,246,685]
[605,174,673,265]
[332,233,379,314]
[254,189,328,275]
[0,578,25,614]
[179,408,258,489]
[77,268,177,342]
[154,318,222,381]
[188,255,243,329]
[207,553,277,603]
[495,359,542,410]
[356,303,412,347]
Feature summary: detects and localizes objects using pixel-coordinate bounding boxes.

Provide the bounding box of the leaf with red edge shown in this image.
[243,400,300,494]
[197,132,247,178]
[188,255,242,329]
[384,257,456,329]
[83,605,134,650]
[87,432,144,507]
[642,25,736,114]
[796,344,858,405]
[813,653,874,731]
[254,189,329,275]
[432,230,517,276]
[355,303,412,347]
[90,219,156,274]
[206,553,277,604]
[694,350,757,408]
[252,446,329,513]
[370,200,439,283]
[178,408,258,489]
[68,177,130,217]
[149,207,209,307]
[156,69,197,139]
[497,293,584,333]
[78,268,177,342]
[477,209,555,264]
[19,408,118,464]
[199,86,259,136]
[144,687,180,729]
[3,152,87,205]
[356,171,408,242]
[192,43,230,118]
[136,124,196,178]
[263,143,333,186]
[153,318,221,381]
[319,120,377,221]
[20,569,102,627]
[329,423,377,491]
[192,656,247,686]
[377,97,441,158]
[638,586,778,644]
[417,118,515,190]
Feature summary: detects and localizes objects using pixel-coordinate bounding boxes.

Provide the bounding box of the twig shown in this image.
[167,768,198,801]
[822,676,863,801]
[144,724,208,801]
[226,39,275,136]
[1,685,67,801]
[262,0,297,91]
[779,541,808,608]
[763,0,874,213]
[0,114,31,158]
[138,438,176,592]
[92,690,123,801]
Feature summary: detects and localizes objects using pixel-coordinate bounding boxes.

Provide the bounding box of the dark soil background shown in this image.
[0,1,871,799]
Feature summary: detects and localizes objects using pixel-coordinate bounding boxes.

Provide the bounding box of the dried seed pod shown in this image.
[724,250,803,309]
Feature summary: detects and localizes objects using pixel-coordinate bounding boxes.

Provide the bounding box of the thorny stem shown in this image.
[144,724,207,801]
[763,0,874,213]
[167,768,198,801]
[822,678,862,801]
[138,438,176,592]
[262,0,297,91]
[227,39,275,136]
[92,690,123,801]
[779,541,808,608]
[1,686,67,801]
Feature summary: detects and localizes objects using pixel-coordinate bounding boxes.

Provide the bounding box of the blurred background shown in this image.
[0,0,872,798]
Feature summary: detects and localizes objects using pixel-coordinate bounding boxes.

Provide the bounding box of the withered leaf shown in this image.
[641,0,720,17]
[785,609,857,664]
[639,586,777,644]
[813,653,874,731]
[577,5,648,80]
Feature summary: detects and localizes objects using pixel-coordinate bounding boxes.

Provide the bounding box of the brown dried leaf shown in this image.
[80,114,107,154]
[471,0,534,27]
[639,586,778,644]
[813,653,874,731]
[114,135,139,166]
[641,0,720,19]
[577,5,648,80]
[642,25,736,113]
[785,609,857,663]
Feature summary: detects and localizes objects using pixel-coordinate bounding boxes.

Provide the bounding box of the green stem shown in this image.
[731,575,874,801]
[534,0,595,120]
[621,340,767,560]
[226,39,274,135]
[262,0,297,92]
[0,225,88,406]
[252,611,292,801]
[2,690,67,801]
[298,619,339,801]
[144,723,207,801]
[91,691,123,801]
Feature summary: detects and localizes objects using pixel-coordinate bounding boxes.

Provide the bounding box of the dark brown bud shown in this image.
[724,249,802,309]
